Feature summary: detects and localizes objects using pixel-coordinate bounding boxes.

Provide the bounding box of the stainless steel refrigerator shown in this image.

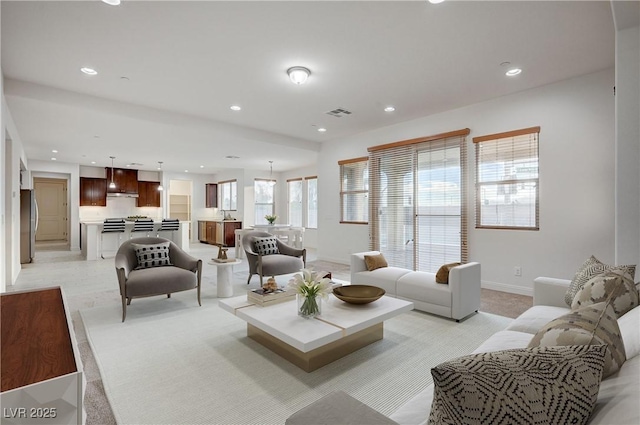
[20,189,38,264]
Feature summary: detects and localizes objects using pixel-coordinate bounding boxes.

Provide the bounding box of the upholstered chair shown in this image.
[114,237,202,322]
[242,230,306,285]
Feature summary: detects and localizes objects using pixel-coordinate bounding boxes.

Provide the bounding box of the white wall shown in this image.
[318,69,616,295]
[280,164,319,248]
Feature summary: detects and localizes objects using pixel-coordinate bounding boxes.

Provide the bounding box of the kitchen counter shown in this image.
[80,220,190,261]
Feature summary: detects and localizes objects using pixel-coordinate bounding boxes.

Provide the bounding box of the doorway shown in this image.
[34,177,69,249]
[169,180,192,239]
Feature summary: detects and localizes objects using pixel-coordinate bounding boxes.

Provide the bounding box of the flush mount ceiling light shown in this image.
[268,160,276,186]
[109,156,116,189]
[384,106,396,112]
[287,67,310,85]
[230,105,242,111]
[157,162,164,191]
[102,0,121,5]
[80,67,98,75]
[506,68,522,77]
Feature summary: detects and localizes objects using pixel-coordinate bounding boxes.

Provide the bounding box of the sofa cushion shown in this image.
[589,356,640,424]
[126,266,197,297]
[565,255,635,306]
[527,302,626,378]
[435,262,461,284]
[572,270,639,318]
[396,272,451,307]
[132,242,172,269]
[253,236,280,256]
[471,330,533,354]
[364,253,388,271]
[505,305,570,334]
[618,306,640,360]
[352,267,411,295]
[428,345,607,425]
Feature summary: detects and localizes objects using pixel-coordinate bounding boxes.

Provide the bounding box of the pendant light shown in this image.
[268,160,276,186]
[109,156,116,189]
[157,161,164,191]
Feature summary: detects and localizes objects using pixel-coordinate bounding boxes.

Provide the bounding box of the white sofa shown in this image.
[388,276,640,425]
[350,251,481,321]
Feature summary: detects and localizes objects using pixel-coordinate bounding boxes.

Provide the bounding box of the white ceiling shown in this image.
[2,1,615,174]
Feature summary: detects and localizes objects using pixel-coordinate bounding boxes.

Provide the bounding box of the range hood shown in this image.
[107,193,139,198]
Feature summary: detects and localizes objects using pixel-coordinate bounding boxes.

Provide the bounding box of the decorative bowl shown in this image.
[333,285,385,305]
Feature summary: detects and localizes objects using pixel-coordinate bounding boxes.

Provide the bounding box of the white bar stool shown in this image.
[101,219,126,259]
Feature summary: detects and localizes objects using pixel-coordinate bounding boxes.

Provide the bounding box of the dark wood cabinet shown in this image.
[198,220,242,246]
[80,177,107,206]
[205,183,218,208]
[106,167,138,194]
[223,221,242,246]
[137,181,161,207]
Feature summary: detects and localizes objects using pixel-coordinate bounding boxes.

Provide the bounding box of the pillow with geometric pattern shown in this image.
[428,345,607,425]
[565,255,635,306]
[253,236,280,256]
[132,242,172,270]
[571,270,639,318]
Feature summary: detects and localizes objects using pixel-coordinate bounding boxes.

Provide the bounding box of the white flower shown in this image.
[288,268,332,299]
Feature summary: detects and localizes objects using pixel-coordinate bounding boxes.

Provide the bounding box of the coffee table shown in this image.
[219,294,413,372]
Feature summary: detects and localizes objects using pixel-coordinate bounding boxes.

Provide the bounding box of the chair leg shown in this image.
[247,273,252,285]
[259,274,263,287]
[167,293,171,298]
[197,284,202,306]
[127,298,131,305]
[121,296,127,322]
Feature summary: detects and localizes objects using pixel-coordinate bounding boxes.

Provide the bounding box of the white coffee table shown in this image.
[208,260,242,298]
[220,294,413,372]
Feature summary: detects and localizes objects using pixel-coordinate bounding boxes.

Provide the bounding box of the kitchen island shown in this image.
[80,220,190,261]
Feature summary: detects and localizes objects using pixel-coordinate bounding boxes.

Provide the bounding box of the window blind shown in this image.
[474,127,540,230]
[368,129,469,272]
[339,157,369,224]
[287,179,303,227]
[254,179,275,224]
[306,176,318,229]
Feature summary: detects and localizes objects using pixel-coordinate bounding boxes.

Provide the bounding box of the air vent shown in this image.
[325,108,352,118]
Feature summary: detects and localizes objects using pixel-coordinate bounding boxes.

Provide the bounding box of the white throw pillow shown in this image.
[618,306,640,360]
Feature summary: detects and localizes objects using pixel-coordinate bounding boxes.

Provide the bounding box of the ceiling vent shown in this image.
[325,108,352,118]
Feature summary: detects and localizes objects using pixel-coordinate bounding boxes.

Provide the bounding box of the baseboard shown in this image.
[482,280,533,297]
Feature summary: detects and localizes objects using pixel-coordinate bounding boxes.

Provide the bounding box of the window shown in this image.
[339,157,369,224]
[474,126,540,230]
[368,129,469,273]
[219,180,237,211]
[254,179,275,224]
[307,176,318,229]
[287,179,303,227]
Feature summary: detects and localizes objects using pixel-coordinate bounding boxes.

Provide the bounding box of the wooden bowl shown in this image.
[333,285,385,305]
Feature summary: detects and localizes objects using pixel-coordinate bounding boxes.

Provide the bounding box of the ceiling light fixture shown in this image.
[287,67,310,85]
[109,156,116,189]
[157,162,164,191]
[230,105,242,111]
[51,158,57,161]
[384,106,396,112]
[52,149,58,153]
[506,68,522,77]
[80,67,98,76]
[317,128,327,133]
[268,160,276,186]
[200,165,204,168]
[429,0,446,4]
[101,0,121,6]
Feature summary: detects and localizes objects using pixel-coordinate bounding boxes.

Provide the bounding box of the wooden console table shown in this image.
[1,287,85,424]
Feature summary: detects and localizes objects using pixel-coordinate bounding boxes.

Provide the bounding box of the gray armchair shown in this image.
[242,231,306,285]
[115,237,202,322]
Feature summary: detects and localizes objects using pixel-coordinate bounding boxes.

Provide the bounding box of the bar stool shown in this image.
[130,218,155,238]
[101,219,126,259]
[156,218,180,241]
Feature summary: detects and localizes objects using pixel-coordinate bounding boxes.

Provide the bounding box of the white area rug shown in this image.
[80,292,511,424]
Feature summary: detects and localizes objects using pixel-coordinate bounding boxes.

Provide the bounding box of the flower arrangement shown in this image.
[288,268,332,318]
[265,214,277,224]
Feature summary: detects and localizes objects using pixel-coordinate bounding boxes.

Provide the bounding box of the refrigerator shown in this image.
[20,189,38,264]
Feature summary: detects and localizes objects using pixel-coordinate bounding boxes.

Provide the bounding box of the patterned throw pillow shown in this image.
[572,270,639,318]
[254,237,279,256]
[364,253,388,271]
[527,302,626,378]
[427,345,607,425]
[435,262,462,284]
[132,242,172,269]
[565,255,635,306]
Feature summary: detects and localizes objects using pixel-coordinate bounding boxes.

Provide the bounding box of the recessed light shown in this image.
[429,0,445,4]
[317,128,327,133]
[52,149,58,153]
[51,157,57,161]
[230,105,242,111]
[225,155,240,159]
[384,106,396,112]
[125,164,131,167]
[102,0,121,5]
[185,170,189,173]
[200,165,204,168]
[506,68,522,77]
[91,161,96,164]
[80,67,98,75]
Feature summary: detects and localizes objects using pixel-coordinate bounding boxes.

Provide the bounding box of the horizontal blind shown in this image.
[339,157,368,224]
[474,127,539,230]
[288,180,303,227]
[307,177,318,229]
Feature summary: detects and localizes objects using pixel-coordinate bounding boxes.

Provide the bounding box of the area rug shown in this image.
[80,292,511,424]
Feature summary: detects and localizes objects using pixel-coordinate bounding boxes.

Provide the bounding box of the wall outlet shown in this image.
[514,266,522,277]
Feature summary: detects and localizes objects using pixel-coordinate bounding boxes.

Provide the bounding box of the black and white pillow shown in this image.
[253,237,279,256]
[132,242,172,269]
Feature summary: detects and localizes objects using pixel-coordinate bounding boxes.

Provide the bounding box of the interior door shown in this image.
[34,178,67,241]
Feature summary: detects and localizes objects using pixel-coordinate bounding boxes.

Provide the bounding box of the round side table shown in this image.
[208,259,242,298]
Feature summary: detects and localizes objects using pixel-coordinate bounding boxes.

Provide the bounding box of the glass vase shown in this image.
[297,293,322,318]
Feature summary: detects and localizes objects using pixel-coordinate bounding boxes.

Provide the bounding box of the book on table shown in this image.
[247,288,296,306]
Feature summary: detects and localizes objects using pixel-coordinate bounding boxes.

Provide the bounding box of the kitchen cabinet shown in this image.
[137,181,161,207]
[223,221,242,246]
[105,167,138,194]
[198,220,242,246]
[80,177,107,206]
[205,183,218,208]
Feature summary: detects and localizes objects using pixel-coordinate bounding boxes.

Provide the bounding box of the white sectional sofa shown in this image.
[350,251,481,321]
[389,276,640,425]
